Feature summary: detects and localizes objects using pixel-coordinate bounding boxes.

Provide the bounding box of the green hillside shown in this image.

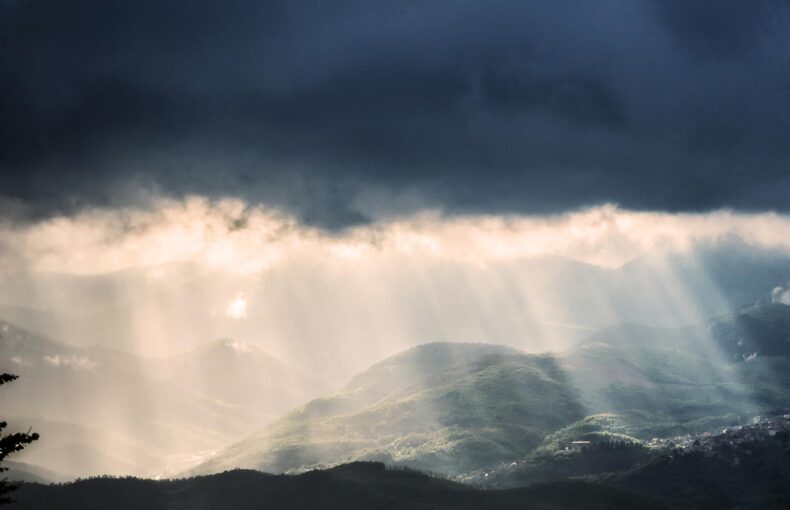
[193,310,790,478]
[192,344,586,476]
[8,303,790,485]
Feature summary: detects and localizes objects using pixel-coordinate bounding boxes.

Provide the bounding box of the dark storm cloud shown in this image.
[1,0,789,226]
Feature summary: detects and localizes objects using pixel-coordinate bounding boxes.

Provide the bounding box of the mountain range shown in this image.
[3,301,790,491]
[0,323,319,479]
[189,303,790,478]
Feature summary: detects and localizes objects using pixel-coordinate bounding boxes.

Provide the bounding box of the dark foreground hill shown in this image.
[466,414,790,509]
[11,462,667,510]
[609,418,790,510]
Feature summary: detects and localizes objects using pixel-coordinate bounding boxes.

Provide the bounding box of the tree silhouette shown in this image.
[0,373,39,505]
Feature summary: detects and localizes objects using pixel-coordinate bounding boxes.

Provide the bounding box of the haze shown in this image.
[2,199,788,374]
[1,2,790,506]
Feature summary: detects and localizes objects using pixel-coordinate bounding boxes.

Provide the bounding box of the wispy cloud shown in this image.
[772,284,790,305]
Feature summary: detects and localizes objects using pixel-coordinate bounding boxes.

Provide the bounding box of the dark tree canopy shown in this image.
[0,373,39,505]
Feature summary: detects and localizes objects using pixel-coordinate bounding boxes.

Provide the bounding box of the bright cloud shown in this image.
[2,196,790,275]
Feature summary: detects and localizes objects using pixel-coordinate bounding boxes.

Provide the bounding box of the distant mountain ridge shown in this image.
[0,319,319,479]
[5,302,790,482]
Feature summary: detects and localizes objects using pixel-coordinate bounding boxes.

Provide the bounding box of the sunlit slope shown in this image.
[185,348,685,475]
[191,343,586,476]
[0,319,316,478]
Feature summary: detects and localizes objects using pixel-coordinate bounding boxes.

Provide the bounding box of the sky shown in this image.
[3,3,790,478]
[1,0,789,227]
[1,0,790,365]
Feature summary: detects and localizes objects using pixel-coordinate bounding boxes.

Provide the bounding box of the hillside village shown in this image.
[464,411,790,490]
[645,413,790,455]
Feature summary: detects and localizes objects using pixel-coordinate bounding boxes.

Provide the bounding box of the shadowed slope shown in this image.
[12,462,668,510]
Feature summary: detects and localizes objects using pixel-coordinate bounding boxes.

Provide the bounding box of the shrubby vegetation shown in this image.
[0,373,39,505]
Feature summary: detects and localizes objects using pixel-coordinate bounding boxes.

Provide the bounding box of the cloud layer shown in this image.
[3,196,790,275]
[1,0,789,225]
